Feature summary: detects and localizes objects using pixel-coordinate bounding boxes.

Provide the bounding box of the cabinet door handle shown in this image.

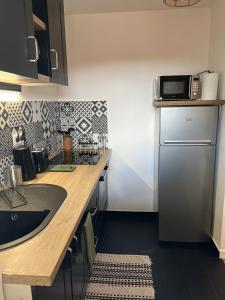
[100,171,107,182]
[67,247,74,300]
[51,49,59,70]
[72,235,79,256]
[73,235,78,242]
[94,236,99,248]
[91,207,98,217]
[99,176,105,182]
[28,35,39,63]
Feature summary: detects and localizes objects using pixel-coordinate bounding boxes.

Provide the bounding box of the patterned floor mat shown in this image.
[85,253,155,300]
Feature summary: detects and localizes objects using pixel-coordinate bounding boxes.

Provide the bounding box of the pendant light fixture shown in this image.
[163,0,200,7]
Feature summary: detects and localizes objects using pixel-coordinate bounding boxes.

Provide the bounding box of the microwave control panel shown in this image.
[191,75,201,99]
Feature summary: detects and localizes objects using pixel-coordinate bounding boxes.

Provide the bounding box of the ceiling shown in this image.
[64,0,212,15]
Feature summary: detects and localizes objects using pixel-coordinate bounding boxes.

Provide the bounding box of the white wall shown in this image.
[59,8,211,211]
[21,86,59,101]
[209,0,225,258]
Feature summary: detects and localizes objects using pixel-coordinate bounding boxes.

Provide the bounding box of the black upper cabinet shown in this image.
[47,0,68,85]
[0,0,68,86]
[0,0,38,80]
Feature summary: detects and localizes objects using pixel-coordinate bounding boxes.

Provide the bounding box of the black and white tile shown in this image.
[47,101,57,120]
[6,102,24,128]
[33,140,47,151]
[58,100,108,148]
[74,101,92,119]
[0,155,14,183]
[0,100,108,178]
[59,102,76,118]
[55,102,61,119]
[31,101,42,123]
[92,101,108,134]
[21,101,33,124]
[47,134,61,157]
[76,117,92,134]
[72,132,93,149]
[60,118,69,131]
[50,119,58,136]
[42,120,52,139]
[59,102,76,130]
[41,102,49,121]
[24,123,34,146]
[92,101,107,118]
[55,118,61,131]
[0,102,9,130]
[0,101,62,180]
[60,118,76,131]
[24,122,44,147]
[0,128,13,158]
[92,114,108,134]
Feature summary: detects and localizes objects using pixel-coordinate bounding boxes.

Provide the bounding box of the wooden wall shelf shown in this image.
[153,100,225,108]
[33,14,47,31]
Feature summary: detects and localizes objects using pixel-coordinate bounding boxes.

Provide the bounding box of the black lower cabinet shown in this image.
[32,169,109,300]
[87,165,109,250]
[70,231,90,300]
[32,230,89,300]
[95,165,109,250]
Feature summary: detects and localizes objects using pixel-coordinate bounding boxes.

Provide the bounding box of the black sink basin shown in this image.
[0,210,50,245]
[0,184,67,250]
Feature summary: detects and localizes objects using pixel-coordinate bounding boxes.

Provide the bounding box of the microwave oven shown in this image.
[154,75,201,100]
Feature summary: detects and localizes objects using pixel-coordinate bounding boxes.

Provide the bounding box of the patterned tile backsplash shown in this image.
[0,100,108,182]
[59,100,108,148]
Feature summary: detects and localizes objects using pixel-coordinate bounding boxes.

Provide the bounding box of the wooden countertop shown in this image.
[0,149,111,286]
[153,100,225,107]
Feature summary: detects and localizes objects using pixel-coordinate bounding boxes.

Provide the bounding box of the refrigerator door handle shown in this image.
[163,140,213,146]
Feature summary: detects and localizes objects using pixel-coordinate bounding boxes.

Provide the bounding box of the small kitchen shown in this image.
[1,0,225,300]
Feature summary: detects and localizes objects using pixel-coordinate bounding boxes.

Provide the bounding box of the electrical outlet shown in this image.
[12,127,24,148]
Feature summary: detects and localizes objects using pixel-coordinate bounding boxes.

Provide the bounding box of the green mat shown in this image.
[48,165,76,172]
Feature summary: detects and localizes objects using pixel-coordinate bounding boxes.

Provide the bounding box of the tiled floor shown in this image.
[97,212,225,300]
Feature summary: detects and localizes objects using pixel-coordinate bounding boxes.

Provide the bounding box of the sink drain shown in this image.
[11,214,18,221]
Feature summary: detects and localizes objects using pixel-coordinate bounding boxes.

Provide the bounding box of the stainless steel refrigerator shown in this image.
[158,106,218,242]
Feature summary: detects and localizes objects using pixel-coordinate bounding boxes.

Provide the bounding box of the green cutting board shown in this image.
[48,165,76,172]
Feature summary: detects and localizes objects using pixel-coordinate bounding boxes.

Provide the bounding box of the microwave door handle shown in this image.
[189,76,192,99]
[163,140,213,146]
[155,76,160,100]
[153,76,160,100]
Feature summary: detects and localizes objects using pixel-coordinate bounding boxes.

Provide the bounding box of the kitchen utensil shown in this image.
[64,150,73,163]
[58,128,75,151]
[13,145,36,181]
[63,135,73,150]
[1,165,27,209]
[3,165,23,189]
[32,148,49,173]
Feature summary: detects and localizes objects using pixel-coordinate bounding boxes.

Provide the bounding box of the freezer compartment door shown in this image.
[159,145,215,242]
[160,107,218,145]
